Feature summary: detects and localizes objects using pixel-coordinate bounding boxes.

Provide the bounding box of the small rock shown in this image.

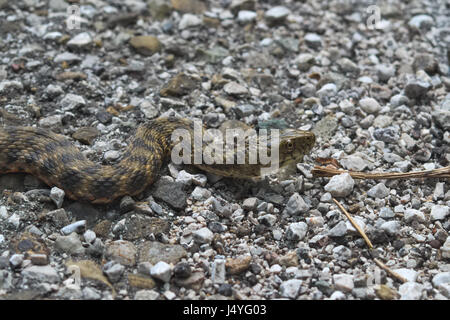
[367,183,390,199]
[265,6,290,23]
[399,282,423,300]
[333,274,354,293]
[105,240,137,266]
[129,36,161,56]
[237,10,257,23]
[223,81,248,96]
[193,227,214,244]
[50,187,65,208]
[280,279,302,299]
[285,193,310,215]
[404,209,425,224]
[178,13,202,29]
[60,220,86,235]
[393,268,418,283]
[226,255,251,275]
[359,97,381,114]
[173,262,191,279]
[103,262,125,283]
[150,261,172,283]
[324,173,354,197]
[60,93,86,111]
[67,32,92,48]
[54,233,85,255]
[430,205,449,221]
[380,221,400,236]
[285,222,308,241]
[9,254,24,268]
[22,265,60,283]
[304,33,322,49]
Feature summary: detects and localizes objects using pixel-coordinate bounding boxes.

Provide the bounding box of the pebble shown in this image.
[280,279,302,299]
[54,52,81,63]
[333,274,354,293]
[324,173,354,197]
[105,240,137,266]
[404,80,430,99]
[404,209,426,224]
[9,254,24,268]
[193,227,214,244]
[50,187,65,208]
[285,193,310,215]
[359,97,381,114]
[226,255,251,275]
[134,289,160,300]
[441,237,450,259]
[430,205,449,221]
[21,265,59,283]
[380,221,400,236]
[152,176,188,209]
[223,81,248,96]
[173,262,192,279]
[265,6,291,23]
[394,268,418,283]
[60,93,86,111]
[103,262,125,283]
[178,13,202,29]
[55,233,85,255]
[367,183,390,199]
[399,282,423,300]
[237,10,257,23]
[285,222,308,241]
[129,36,161,56]
[304,33,322,49]
[67,32,92,48]
[408,14,434,31]
[150,261,172,283]
[60,220,86,235]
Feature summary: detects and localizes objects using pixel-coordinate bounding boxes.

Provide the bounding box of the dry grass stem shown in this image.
[312,165,450,180]
[333,198,373,249]
[374,258,408,284]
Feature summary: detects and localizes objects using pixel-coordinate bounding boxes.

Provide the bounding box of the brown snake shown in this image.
[0,117,315,204]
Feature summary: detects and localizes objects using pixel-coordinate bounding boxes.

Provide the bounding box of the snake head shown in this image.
[278,129,316,166]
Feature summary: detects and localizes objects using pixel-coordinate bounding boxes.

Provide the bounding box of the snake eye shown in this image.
[286,140,294,152]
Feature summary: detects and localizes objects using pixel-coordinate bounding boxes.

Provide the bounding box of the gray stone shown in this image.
[408,14,434,31]
[399,282,423,300]
[150,261,172,282]
[242,197,258,211]
[404,209,425,224]
[333,274,354,293]
[193,227,214,244]
[380,221,400,236]
[54,52,81,63]
[55,233,85,255]
[103,262,125,283]
[393,268,418,283]
[67,32,92,48]
[265,6,290,22]
[105,240,137,266]
[152,176,187,209]
[304,33,322,49]
[285,222,308,241]
[328,221,347,237]
[285,193,310,215]
[22,265,60,283]
[324,173,354,197]
[224,81,248,96]
[191,187,211,201]
[134,289,160,300]
[376,64,396,82]
[379,207,395,219]
[430,205,449,221]
[280,279,302,299]
[60,220,86,235]
[9,254,24,268]
[237,10,257,23]
[404,80,431,99]
[367,183,390,199]
[178,13,202,29]
[50,187,65,208]
[442,237,450,259]
[60,93,86,111]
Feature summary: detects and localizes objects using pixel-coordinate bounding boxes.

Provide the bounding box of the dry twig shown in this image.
[374,258,408,284]
[312,165,450,180]
[333,198,373,249]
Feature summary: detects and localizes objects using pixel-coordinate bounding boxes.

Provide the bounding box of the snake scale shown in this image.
[0,117,315,204]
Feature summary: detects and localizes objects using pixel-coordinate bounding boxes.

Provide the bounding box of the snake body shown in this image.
[0,117,315,204]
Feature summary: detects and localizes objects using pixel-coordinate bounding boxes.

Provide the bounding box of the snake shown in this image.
[0,117,315,204]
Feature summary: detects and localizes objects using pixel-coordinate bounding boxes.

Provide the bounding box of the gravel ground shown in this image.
[0,0,449,300]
